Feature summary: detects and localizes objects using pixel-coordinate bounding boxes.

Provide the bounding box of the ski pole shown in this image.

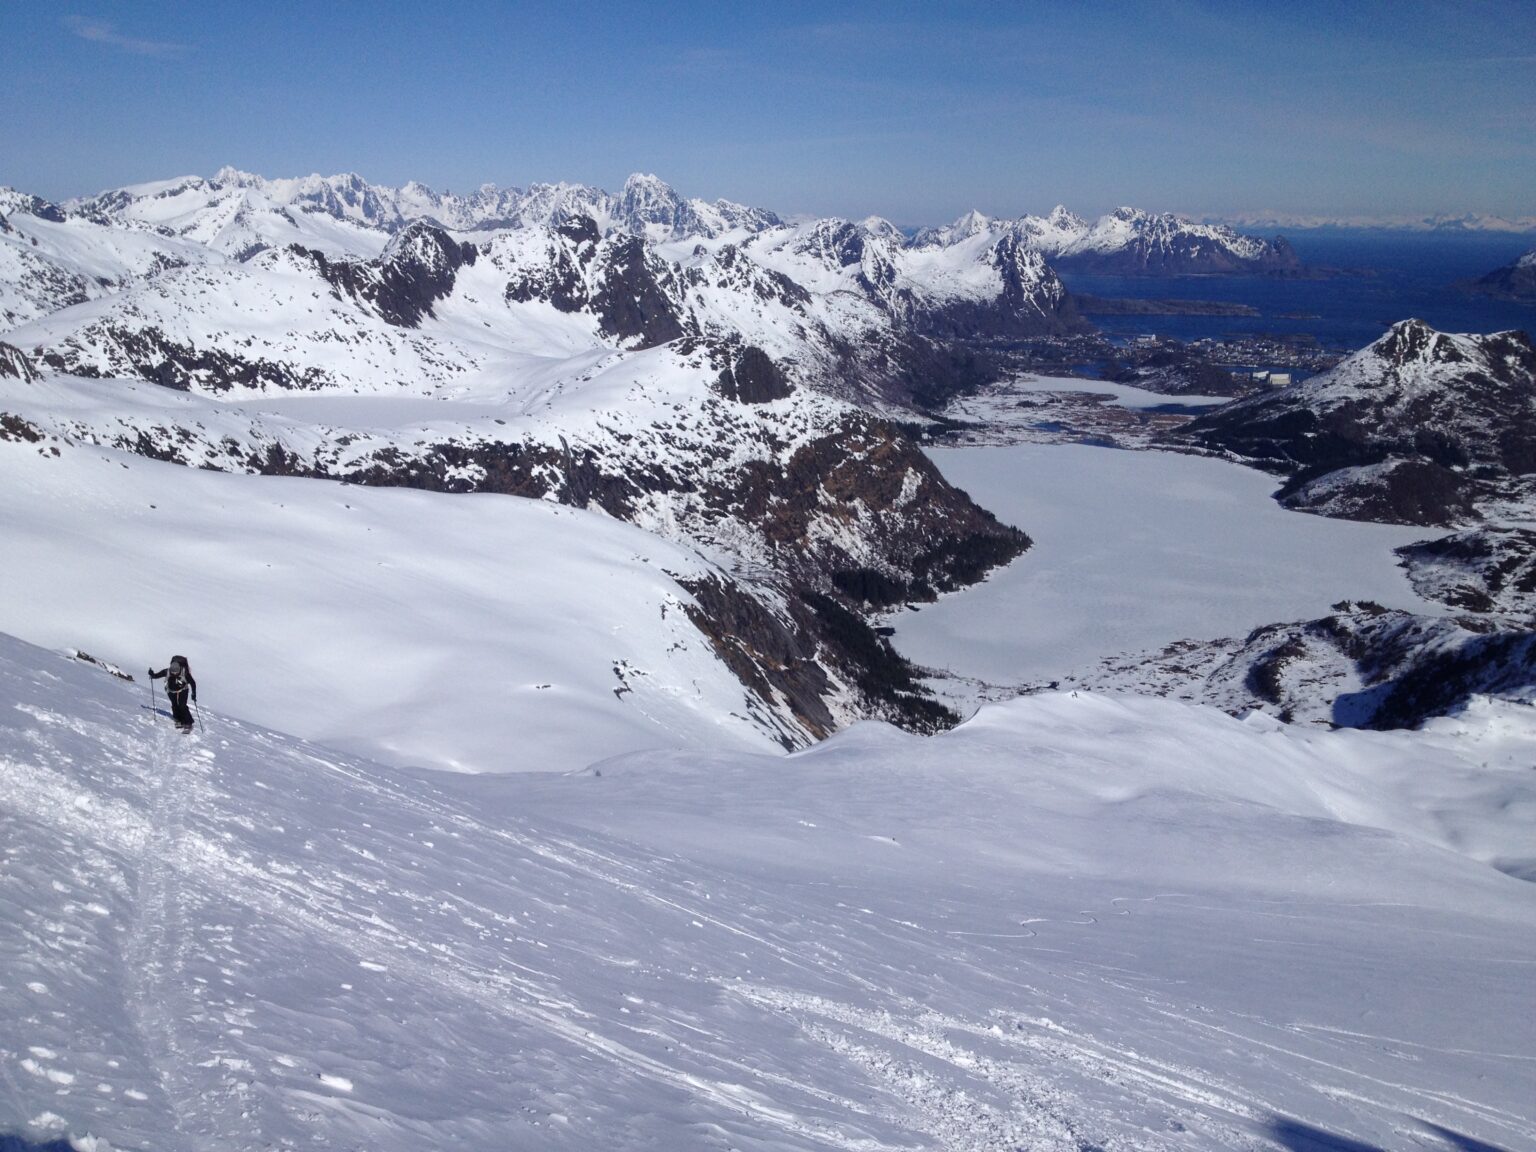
[147,673,155,724]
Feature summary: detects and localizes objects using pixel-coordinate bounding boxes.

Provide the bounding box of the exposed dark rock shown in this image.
[713,345,794,404]
[679,575,836,743]
[589,235,689,347]
[0,342,38,382]
[832,567,912,608]
[800,590,957,732]
[41,325,332,392]
[0,412,44,443]
[306,221,478,327]
[504,217,600,312]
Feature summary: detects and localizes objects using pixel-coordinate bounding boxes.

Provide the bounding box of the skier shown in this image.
[149,655,198,732]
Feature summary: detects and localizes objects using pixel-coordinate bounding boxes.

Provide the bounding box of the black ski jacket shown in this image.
[149,666,197,701]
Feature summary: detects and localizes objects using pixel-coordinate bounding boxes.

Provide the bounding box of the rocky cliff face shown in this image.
[0,341,36,381]
[310,222,479,327]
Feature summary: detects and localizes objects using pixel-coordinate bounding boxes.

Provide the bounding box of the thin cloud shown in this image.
[66,16,188,56]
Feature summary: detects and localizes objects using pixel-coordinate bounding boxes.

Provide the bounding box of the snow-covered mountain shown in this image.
[3,631,1534,1151]
[1467,246,1536,301]
[917,205,1300,276]
[7,166,1536,1150]
[1177,318,1536,527]
[1141,320,1536,726]
[0,187,216,328]
[1217,209,1536,234]
[67,168,785,253]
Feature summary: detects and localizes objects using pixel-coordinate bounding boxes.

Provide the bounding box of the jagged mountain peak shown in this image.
[1047,204,1085,228]
[1346,319,1534,387]
[0,187,67,222]
[621,171,675,195]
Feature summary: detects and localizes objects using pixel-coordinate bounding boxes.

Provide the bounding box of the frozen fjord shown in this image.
[888,442,1442,688]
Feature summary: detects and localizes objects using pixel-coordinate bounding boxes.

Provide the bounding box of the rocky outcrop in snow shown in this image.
[1077,599,1536,730]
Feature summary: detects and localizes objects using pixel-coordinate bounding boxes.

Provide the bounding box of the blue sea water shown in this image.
[1060,230,1536,351]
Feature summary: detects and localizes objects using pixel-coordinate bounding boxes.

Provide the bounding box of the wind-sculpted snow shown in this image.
[2,634,1534,1150]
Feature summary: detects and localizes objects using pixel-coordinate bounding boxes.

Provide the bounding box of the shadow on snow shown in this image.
[1267,1116,1512,1152]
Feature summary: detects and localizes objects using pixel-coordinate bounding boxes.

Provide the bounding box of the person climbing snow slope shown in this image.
[149,655,197,732]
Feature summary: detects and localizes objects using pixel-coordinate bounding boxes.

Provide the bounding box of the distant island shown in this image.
[1074,295,1261,317]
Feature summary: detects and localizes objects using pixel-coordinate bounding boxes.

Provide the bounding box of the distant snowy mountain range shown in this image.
[1213,210,1536,234]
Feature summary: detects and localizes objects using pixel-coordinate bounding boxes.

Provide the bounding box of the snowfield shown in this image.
[2,633,1533,1151]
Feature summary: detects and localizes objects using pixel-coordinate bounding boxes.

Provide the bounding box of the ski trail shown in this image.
[121,718,259,1152]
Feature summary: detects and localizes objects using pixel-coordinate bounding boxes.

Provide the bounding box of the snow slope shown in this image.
[2,633,1533,1151]
[0,440,789,773]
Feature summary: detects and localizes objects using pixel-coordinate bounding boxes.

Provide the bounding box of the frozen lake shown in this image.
[889,444,1444,684]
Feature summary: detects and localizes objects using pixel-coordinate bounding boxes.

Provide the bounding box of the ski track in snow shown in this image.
[2,640,1535,1151]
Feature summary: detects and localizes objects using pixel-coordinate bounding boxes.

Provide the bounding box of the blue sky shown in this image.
[4,0,1533,224]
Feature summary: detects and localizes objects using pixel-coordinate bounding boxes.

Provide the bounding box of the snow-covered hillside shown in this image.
[0,190,216,331]
[3,632,1534,1152]
[0,440,798,772]
[3,171,1059,734]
